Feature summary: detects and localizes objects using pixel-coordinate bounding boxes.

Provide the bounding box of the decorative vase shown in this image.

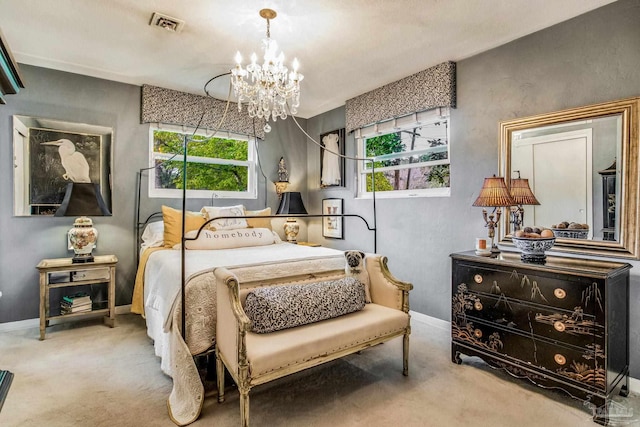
[68,216,97,263]
[283,219,299,243]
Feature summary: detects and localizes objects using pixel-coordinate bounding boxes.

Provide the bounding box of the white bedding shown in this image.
[143,242,345,375]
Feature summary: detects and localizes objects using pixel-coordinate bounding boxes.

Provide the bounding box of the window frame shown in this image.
[148,124,257,199]
[356,108,451,199]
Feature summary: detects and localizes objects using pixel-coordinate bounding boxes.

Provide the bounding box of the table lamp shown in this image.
[276,191,307,243]
[472,175,515,254]
[55,182,112,263]
[509,173,540,234]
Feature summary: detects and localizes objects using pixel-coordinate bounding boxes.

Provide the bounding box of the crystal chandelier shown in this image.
[231,9,304,133]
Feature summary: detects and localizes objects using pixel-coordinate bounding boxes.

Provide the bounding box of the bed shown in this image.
[132,205,348,425]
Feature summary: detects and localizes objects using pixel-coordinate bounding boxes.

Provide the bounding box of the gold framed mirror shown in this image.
[499,97,640,259]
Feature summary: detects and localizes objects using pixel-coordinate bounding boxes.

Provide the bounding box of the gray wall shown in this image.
[0,65,307,324]
[307,0,640,378]
[0,65,146,323]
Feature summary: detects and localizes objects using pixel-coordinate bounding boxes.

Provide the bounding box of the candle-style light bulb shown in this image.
[250,53,257,64]
[292,58,299,72]
[234,51,243,64]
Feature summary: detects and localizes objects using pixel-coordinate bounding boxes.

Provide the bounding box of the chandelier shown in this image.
[231,8,304,133]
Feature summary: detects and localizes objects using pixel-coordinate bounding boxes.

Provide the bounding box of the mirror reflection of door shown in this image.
[513,129,593,239]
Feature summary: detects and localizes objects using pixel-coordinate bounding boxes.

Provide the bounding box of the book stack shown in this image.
[60,292,92,314]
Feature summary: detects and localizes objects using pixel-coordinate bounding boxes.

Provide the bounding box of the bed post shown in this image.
[181,136,187,340]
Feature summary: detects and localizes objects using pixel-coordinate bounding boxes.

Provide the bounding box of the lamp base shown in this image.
[283,219,300,243]
[72,253,95,263]
[490,244,501,256]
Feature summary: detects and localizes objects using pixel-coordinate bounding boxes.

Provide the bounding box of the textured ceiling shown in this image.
[0,0,617,118]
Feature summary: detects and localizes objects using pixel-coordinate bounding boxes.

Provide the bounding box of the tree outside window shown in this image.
[360,115,450,196]
[149,127,256,199]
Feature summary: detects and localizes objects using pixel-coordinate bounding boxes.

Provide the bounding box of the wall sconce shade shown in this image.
[55,183,111,263]
[276,192,307,243]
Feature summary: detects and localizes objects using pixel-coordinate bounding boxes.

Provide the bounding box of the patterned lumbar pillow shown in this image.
[244,277,366,334]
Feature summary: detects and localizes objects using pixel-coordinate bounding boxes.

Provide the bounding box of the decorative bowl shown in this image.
[511,236,556,263]
[551,228,589,239]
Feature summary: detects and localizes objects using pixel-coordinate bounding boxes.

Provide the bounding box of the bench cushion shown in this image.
[245,277,366,333]
[245,303,409,377]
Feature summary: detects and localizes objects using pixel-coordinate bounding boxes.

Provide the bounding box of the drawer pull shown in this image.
[554,288,567,299]
[473,329,483,338]
[553,321,566,332]
[554,354,567,365]
[474,301,483,311]
[474,274,483,284]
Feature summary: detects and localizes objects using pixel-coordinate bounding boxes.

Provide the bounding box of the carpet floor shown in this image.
[0,314,638,427]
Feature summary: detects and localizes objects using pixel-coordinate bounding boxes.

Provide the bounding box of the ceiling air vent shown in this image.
[149,12,185,33]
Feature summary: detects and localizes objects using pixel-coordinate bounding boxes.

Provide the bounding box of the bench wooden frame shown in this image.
[214,255,412,427]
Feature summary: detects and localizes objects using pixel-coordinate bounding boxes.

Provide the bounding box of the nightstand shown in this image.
[296,242,321,247]
[36,255,117,340]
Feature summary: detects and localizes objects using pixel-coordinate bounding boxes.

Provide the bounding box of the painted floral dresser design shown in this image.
[450,251,631,425]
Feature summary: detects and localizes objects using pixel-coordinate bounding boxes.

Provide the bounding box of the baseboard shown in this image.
[0,304,132,332]
[115,304,131,315]
[409,310,450,332]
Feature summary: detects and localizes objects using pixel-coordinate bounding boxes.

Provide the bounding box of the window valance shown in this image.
[141,84,267,139]
[345,61,456,133]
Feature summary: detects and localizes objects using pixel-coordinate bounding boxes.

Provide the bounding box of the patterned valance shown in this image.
[141,84,267,139]
[345,61,456,133]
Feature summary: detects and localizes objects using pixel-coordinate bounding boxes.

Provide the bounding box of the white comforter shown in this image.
[143,242,345,332]
[142,242,346,425]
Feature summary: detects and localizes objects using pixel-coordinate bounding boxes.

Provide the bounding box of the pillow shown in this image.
[162,205,206,248]
[141,221,164,250]
[244,277,366,333]
[244,207,272,230]
[201,205,247,230]
[179,228,276,250]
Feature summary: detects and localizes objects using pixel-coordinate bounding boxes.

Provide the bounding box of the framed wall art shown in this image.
[320,128,346,188]
[12,115,112,216]
[322,198,344,239]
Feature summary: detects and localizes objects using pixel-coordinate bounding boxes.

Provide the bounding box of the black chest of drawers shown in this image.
[451,251,631,424]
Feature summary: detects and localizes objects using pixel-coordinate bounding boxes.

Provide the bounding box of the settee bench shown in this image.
[214,255,412,427]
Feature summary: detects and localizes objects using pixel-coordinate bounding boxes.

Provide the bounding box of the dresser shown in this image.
[451,251,630,424]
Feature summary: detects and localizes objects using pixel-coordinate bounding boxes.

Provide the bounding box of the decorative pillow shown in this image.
[179,227,276,250]
[244,277,366,334]
[244,207,272,230]
[162,205,206,248]
[344,250,371,303]
[141,221,164,250]
[201,205,247,230]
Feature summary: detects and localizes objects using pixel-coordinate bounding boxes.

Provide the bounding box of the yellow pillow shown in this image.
[244,207,272,230]
[162,205,206,248]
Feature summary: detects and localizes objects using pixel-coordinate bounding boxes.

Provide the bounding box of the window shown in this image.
[148,124,257,199]
[357,108,450,198]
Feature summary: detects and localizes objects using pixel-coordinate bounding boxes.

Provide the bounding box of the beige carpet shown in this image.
[0,314,638,427]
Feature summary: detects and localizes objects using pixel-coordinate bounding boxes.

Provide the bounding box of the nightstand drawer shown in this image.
[454,261,603,314]
[71,268,110,281]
